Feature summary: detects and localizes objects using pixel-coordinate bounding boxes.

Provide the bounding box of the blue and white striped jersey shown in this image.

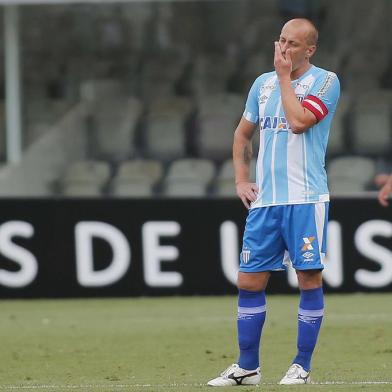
[243,65,340,208]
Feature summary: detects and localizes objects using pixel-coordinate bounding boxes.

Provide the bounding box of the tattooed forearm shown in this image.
[242,144,252,164]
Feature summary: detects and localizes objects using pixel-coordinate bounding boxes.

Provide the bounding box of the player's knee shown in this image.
[237,278,263,292]
[237,272,269,291]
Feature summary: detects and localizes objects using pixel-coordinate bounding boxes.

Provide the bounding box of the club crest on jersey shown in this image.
[260,116,288,131]
[242,249,251,263]
[302,236,315,251]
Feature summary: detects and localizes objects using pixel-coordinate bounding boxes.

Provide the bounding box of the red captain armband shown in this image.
[302,95,329,122]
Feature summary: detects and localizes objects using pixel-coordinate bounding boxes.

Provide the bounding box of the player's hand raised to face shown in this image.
[274,41,292,79]
[236,181,259,209]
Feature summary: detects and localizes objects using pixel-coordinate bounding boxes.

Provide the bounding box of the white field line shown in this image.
[0,381,391,389]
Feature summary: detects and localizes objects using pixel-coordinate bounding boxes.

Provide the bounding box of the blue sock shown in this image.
[237,289,266,370]
[293,287,324,371]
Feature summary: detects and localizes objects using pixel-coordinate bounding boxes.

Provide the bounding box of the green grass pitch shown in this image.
[0,294,391,391]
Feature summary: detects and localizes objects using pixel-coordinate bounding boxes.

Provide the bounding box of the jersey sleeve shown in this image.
[243,77,261,123]
[302,72,340,122]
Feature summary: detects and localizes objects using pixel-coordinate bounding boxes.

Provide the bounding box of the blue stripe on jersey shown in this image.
[261,131,274,205]
[321,203,329,254]
[275,130,289,204]
[301,135,309,202]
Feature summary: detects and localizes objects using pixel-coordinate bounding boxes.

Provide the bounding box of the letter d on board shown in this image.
[75,222,130,287]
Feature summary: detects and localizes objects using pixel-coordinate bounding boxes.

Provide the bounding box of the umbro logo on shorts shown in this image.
[303,252,314,260]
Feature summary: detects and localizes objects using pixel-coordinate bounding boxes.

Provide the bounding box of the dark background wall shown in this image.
[0,197,391,298]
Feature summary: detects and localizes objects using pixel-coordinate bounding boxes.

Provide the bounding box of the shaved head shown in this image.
[283,18,319,46]
[277,18,319,77]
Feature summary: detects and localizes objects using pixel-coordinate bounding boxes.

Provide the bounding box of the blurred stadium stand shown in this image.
[0,0,391,197]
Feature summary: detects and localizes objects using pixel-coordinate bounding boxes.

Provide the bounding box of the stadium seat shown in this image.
[163,181,208,197]
[141,51,188,83]
[355,89,392,106]
[110,159,163,197]
[115,159,163,182]
[80,79,126,101]
[243,53,269,77]
[190,77,227,98]
[195,93,243,160]
[163,158,215,197]
[313,50,342,73]
[239,11,279,53]
[196,114,238,160]
[189,53,237,97]
[328,179,370,194]
[140,51,188,99]
[62,182,104,197]
[144,113,186,160]
[352,103,391,155]
[342,51,388,92]
[62,160,111,183]
[140,79,176,100]
[120,3,154,50]
[60,160,111,197]
[239,53,270,92]
[328,156,376,193]
[328,92,351,156]
[215,158,256,196]
[147,96,194,120]
[110,180,154,197]
[197,93,243,120]
[90,97,143,160]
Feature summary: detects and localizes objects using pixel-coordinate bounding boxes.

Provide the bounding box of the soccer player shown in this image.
[378,174,392,207]
[207,18,340,386]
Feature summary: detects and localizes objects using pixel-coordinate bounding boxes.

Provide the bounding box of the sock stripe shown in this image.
[298,315,320,324]
[238,305,267,314]
[298,307,324,317]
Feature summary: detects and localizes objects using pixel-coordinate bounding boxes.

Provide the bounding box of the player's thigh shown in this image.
[240,206,286,273]
[283,202,329,271]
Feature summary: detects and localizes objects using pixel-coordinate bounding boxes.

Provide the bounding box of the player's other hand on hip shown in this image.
[236,181,259,209]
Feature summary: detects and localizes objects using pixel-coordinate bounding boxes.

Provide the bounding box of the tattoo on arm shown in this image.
[242,145,252,164]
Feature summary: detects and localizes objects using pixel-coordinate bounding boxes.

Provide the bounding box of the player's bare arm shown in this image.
[233,117,259,209]
[274,42,317,133]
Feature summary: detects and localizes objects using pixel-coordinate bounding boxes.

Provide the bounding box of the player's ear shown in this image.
[307,45,316,58]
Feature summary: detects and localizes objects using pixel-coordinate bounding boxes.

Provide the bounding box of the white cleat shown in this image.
[207,363,261,387]
[279,363,310,385]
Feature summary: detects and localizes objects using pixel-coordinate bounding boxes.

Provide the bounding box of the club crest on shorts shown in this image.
[302,236,315,251]
[242,249,251,263]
